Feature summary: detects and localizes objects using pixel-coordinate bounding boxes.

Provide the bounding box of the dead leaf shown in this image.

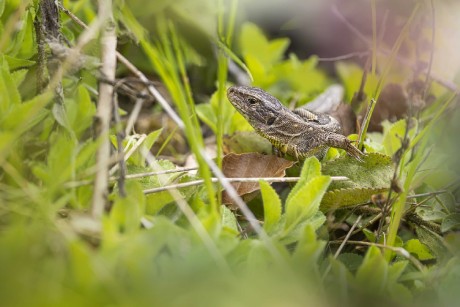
[221,153,295,209]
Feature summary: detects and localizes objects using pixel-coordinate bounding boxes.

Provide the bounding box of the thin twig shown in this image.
[109,134,147,175]
[200,149,290,270]
[112,88,126,197]
[91,0,117,217]
[143,175,349,194]
[322,215,363,280]
[329,240,425,272]
[423,0,436,100]
[317,51,370,62]
[142,148,231,272]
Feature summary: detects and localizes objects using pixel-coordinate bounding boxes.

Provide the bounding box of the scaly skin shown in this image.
[227,85,364,161]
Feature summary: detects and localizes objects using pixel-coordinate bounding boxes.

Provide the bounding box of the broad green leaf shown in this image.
[362,228,377,243]
[416,226,450,262]
[196,90,235,134]
[336,253,363,273]
[0,56,21,112]
[404,239,435,261]
[4,55,35,70]
[292,225,326,265]
[285,176,331,229]
[0,131,14,153]
[65,85,96,139]
[355,246,388,294]
[129,161,197,215]
[126,129,163,166]
[271,54,328,100]
[221,206,238,233]
[260,180,282,233]
[387,261,408,284]
[441,213,460,232]
[196,103,216,132]
[68,241,95,288]
[8,10,35,59]
[240,22,289,67]
[11,69,28,87]
[246,240,273,271]
[109,181,146,235]
[321,153,393,209]
[286,156,321,205]
[0,92,52,132]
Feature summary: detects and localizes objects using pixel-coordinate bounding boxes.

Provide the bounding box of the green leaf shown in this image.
[271,54,328,99]
[4,55,35,70]
[355,246,388,294]
[11,69,28,87]
[109,181,146,234]
[260,180,282,233]
[441,213,460,232]
[0,92,52,132]
[0,131,14,153]
[286,156,321,205]
[196,103,216,132]
[7,9,35,59]
[387,261,408,284]
[127,129,163,166]
[362,228,376,243]
[292,224,326,264]
[196,90,235,134]
[336,253,363,273]
[404,239,435,261]
[321,153,394,209]
[285,176,331,230]
[221,206,238,233]
[65,85,97,139]
[416,226,450,262]
[240,22,289,67]
[0,56,21,113]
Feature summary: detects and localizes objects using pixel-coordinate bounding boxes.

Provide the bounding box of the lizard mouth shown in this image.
[227,86,245,108]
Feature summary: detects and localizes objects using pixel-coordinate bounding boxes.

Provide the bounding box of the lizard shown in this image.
[226,85,364,161]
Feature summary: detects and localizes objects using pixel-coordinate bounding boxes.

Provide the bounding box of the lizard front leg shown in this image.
[324,132,364,161]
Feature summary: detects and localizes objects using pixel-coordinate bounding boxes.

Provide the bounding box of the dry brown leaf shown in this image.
[221,153,295,208]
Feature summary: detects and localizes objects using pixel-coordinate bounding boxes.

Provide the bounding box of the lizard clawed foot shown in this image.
[326,133,365,162]
[345,141,365,162]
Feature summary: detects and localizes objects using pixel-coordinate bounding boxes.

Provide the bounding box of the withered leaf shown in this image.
[221,153,295,208]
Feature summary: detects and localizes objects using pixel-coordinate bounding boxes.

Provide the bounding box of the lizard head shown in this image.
[227,86,283,126]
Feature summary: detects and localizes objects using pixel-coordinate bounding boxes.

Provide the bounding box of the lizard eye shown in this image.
[247,97,257,104]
